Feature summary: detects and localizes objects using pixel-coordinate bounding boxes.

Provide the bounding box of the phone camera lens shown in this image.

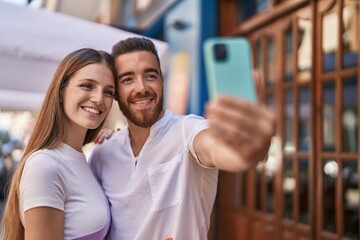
[213,43,227,61]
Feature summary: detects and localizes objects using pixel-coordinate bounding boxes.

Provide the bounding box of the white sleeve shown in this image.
[20,151,66,214]
[181,114,213,168]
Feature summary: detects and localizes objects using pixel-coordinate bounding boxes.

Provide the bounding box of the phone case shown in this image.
[203,37,256,102]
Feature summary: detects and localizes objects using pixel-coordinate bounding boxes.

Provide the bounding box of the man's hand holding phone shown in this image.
[203,37,275,171]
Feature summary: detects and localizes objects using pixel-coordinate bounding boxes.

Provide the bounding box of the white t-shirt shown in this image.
[89,110,219,240]
[20,143,110,240]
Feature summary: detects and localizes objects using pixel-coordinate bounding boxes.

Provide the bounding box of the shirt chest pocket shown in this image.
[148,155,183,212]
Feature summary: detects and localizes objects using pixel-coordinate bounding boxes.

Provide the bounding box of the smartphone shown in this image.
[203,37,256,102]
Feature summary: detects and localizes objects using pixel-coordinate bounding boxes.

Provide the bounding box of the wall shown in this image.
[164,0,217,115]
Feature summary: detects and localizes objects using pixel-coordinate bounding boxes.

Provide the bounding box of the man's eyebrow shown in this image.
[117,68,160,80]
[144,68,160,75]
[117,71,133,80]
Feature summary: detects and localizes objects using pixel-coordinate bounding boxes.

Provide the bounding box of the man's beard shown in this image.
[118,91,163,128]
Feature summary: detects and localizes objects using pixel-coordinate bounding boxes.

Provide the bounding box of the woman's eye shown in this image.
[80,83,93,90]
[104,90,115,97]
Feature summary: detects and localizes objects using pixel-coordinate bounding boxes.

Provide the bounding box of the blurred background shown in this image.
[0,0,359,239]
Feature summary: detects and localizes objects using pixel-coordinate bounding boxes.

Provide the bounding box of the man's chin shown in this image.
[120,101,163,128]
[124,111,153,127]
[134,121,154,128]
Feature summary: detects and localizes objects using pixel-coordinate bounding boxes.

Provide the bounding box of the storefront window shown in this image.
[342,160,359,239]
[298,87,310,151]
[322,81,336,152]
[255,163,263,210]
[284,90,295,152]
[284,27,293,82]
[236,0,271,22]
[342,0,359,68]
[322,8,338,72]
[231,174,240,208]
[265,162,275,213]
[299,158,309,224]
[266,38,275,86]
[240,172,248,208]
[283,157,294,219]
[297,18,312,81]
[342,76,358,153]
[323,159,337,233]
[267,94,275,112]
[255,40,262,70]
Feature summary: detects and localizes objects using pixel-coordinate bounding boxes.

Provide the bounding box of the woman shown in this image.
[1,48,117,240]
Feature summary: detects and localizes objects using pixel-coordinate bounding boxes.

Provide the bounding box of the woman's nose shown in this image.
[90,89,104,104]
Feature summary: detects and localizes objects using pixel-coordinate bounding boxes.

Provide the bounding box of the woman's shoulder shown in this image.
[25,148,62,171]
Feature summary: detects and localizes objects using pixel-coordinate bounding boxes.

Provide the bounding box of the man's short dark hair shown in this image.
[112,37,161,71]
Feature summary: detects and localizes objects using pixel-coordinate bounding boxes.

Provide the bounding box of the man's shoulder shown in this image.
[181,113,207,128]
[93,130,127,152]
[166,110,205,123]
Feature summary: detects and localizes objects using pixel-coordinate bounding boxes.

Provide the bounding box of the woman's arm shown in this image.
[24,207,64,240]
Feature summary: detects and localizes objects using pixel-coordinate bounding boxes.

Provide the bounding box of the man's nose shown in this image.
[135,78,146,92]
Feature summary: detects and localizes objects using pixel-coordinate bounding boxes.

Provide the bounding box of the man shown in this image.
[89,37,275,239]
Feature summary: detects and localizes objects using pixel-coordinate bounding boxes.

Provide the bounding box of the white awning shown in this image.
[0,1,169,111]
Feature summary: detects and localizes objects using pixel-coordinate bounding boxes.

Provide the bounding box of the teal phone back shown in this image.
[204,37,256,102]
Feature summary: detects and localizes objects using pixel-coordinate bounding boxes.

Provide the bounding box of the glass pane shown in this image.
[342,77,358,152]
[342,0,359,68]
[255,165,262,210]
[255,40,262,70]
[342,160,359,239]
[284,90,295,152]
[255,0,270,13]
[323,81,336,151]
[236,1,256,22]
[266,38,275,86]
[236,0,271,22]
[322,9,338,72]
[297,18,312,80]
[323,159,338,233]
[240,172,248,207]
[284,27,293,82]
[298,87,310,151]
[283,157,294,219]
[231,174,240,208]
[266,94,275,112]
[265,160,275,213]
[299,158,309,224]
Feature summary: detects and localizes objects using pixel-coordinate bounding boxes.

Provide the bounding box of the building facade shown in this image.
[212,0,359,239]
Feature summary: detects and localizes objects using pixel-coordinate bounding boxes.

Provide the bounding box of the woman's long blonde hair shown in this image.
[1,48,116,240]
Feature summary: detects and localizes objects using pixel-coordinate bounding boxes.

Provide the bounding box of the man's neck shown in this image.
[127,123,151,157]
[126,110,165,157]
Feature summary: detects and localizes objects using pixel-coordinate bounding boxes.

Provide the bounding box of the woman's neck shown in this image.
[63,125,87,152]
